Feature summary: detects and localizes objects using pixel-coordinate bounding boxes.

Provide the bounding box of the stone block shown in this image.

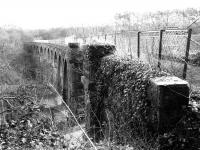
[68,43,79,48]
[148,76,189,134]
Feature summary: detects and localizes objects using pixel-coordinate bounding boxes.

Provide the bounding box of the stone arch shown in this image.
[47,48,50,59]
[44,48,46,55]
[54,52,57,61]
[50,50,53,60]
[57,55,62,93]
[62,58,65,65]
[58,55,61,63]
[40,47,43,54]
[36,46,39,54]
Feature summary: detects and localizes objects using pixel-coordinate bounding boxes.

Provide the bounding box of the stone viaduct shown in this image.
[25,42,78,103]
[24,41,189,143]
[24,42,115,114]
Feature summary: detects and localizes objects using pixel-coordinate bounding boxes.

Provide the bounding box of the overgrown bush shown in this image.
[0,84,97,150]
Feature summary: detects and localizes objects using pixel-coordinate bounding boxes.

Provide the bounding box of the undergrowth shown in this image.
[0,85,67,149]
[0,84,96,150]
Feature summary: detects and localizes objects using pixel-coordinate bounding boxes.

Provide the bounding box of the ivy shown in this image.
[90,54,200,149]
[93,55,167,144]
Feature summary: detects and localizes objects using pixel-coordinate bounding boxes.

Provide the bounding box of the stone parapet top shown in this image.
[151,76,189,86]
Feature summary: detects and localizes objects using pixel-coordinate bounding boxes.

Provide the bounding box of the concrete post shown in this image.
[147,76,189,134]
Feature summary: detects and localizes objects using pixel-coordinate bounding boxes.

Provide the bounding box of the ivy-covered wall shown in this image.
[93,55,168,142]
[81,44,169,142]
[81,44,190,145]
[81,44,115,141]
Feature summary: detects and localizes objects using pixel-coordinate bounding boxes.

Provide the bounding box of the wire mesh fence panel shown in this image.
[106,34,115,45]
[140,31,160,67]
[115,32,130,56]
[86,29,200,87]
[190,37,200,55]
[98,35,106,43]
[190,34,200,54]
[129,32,138,59]
[187,36,200,87]
[161,30,188,78]
[186,65,200,87]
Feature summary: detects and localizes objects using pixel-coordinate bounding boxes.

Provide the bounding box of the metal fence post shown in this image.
[183,28,192,79]
[158,29,164,69]
[137,31,141,58]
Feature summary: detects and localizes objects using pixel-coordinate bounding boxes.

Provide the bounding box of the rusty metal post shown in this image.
[183,28,192,79]
[158,30,164,69]
[137,31,141,58]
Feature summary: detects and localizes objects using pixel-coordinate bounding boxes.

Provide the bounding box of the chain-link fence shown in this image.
[139,31,160,67]
[186,35,200,87]
[86,29,200,87]
[159,30,188,77]
[55,28,200,87]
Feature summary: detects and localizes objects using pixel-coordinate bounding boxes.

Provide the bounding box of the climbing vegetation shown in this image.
[93,55,167,143]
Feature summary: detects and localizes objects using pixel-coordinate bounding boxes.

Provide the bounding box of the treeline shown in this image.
[0,27,33,43]
[0,27,34,55]
[1,8,200,42]
[32,8,200,40]
[31,25,114,40]
[115,8,200,33]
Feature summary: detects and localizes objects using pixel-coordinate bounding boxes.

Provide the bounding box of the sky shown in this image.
[0,0,199,29]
